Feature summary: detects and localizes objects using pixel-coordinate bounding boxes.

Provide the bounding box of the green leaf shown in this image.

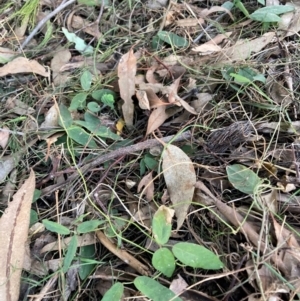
[77,220,105,233]
[151,34,164,51]
[101,282,124,301]
[230,73,251,84]
[84,111,101,125]
[236,67,266,83]
[87,101,101,113]
[79,245,97,280]
[172,242,224,270]
[69,93,88,111]
[101,94,115,109]
[62,27,94,55]
[152,205,173,245]
[250,12,281,22]
[92,89,116,102]
[30,210,38,227]
[58,104,73,128]
[226,164,262,194]
[253,5,294,15]
[143,153,158,170]
[233,0,250,17]
[42,219,70,235]
[63,235,78,273]
[67,125,98,148]
[32,189,41,203]
[152,248,175,277]
[74,120,121,140]
[81,70,92,91]
[134,276,183,301]
[157,31,188,48]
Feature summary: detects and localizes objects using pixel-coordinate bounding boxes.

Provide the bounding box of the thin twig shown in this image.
[20,0,76,50]
[41,131,191,196]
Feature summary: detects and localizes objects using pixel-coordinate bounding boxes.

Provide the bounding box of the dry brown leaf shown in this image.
[192,44,221,54]
[218,32,275,62]
[169,274,188,295]
[0,127,10,148]
[146,106,168,135]
[5,97,35,115]
[51,49,71,86]
[0,170,35,301]
[201,6,234,20]
[41,233,96,253]
[146,65,159,84]
[145,88,168,108]
[69,15,102,39]
[40,105,59,128]
[176,18,205,27]
[136,90,150,110]
[0,57,50,77]
[190,93,213,112]
[118,48,137,129]
[176,96,198,114]
[279,3,300,38]
[162,145,196,230]
[137,171,155,201]
[0,154,22,184]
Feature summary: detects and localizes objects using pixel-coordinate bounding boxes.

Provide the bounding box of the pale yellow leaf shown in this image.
[0,57,50,77]
[0,170,35,301]
[118,48,137,129]
[162,145,196,230]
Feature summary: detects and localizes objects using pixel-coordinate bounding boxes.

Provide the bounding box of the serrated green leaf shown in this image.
[63,235,78,273]
[101,282,124,301]
[157,31,188,48]
[81,70,92,91]
[42,219,70,235]
[152,205,174,245]
[69,93,88,111]
[58,104,73,128]
[226,164,262,194]
[77,220,105,233]
[134,276,183,301]
[67,125,98,148]
[152,248,175,277]
[172,242,224,270]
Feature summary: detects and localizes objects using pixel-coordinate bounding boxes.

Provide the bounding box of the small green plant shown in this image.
[58,70,120,148]
[101,205,224,301]
[42,218,105,279]
[233,0,295,29]
[69,70,117,113]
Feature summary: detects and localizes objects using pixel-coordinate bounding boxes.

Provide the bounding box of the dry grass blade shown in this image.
[0,170,35,301]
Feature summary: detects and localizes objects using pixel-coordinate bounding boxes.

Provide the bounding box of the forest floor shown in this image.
[1,0,300,300]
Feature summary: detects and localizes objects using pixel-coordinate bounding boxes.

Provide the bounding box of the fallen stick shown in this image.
[41,130,191,196]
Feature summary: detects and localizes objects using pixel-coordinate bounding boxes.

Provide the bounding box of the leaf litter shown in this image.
[2,0,300,300]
